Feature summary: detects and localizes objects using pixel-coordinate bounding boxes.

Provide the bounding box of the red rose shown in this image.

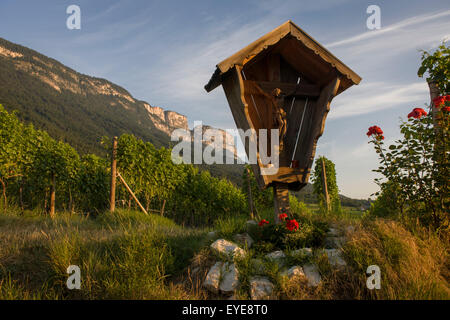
[443,106,450,112]
[278,213,288,221]
[286,219,299,231]
[258,219,269,226]
[366,125,383,137]
[408,108,427,119]
[433,96,445,108]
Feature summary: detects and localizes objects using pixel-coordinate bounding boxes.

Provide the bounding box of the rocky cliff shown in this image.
[0,37,192,154]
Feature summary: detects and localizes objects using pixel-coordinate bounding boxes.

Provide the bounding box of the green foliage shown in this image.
[213,215,247,240]
[311,156,341,214]
[371,44,449,231]
[368,181,402,218]
[76,155,109,212]
[241,164,273,212]
[418,42,450,94]
[249,216,327,251]
[370,105,449,229]
[0,105,246,225]
[289,193,312,219]
[0,104,84,212]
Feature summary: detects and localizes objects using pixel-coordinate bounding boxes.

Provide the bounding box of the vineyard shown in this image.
[0,104,246,226]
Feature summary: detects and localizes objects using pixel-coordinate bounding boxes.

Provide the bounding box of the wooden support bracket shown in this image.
[117,171,149,216]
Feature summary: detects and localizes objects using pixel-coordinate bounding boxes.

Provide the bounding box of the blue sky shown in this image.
[1,0,449,198]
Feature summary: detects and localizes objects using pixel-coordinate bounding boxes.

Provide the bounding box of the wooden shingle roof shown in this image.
[205,20,361,94]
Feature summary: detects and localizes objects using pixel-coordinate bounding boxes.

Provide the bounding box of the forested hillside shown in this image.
[0,37,183,154]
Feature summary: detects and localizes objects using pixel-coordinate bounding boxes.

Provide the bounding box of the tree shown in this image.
[311,156,341,214]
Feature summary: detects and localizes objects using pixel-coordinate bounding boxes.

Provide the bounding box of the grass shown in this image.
[192,207,450,300]
[1,206,448,300]
[0,208,208,300]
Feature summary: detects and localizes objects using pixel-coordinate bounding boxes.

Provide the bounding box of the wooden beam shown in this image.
[117,171,149,216]
[262,166,305,184]
[222,66,266,189]
[300,77,340,172]
[268,53,281,82]
[243,80,319,98]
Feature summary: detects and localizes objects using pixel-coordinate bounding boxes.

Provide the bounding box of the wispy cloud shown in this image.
[149,16,282,105]
[323,10,449,121]
[329,82,429,119]
[326,10,450,48]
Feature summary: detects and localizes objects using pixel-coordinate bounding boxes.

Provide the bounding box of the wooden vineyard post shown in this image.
[321,158,331,213]
[273,182,290,224]
[110,136,118,212]
[117,172,149,216]
[160,199,166,216]
[247,167,255,220]
[49,172,56,218]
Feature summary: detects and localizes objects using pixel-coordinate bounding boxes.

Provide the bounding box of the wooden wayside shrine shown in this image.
[204,20,361,220]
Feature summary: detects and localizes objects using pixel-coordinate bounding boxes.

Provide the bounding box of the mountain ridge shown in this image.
[0,37,370,204]
[0,37,233,154]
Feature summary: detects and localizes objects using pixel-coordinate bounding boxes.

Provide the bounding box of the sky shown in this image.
[0,0,449,199]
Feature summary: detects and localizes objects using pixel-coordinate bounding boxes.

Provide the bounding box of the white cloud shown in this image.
[152,18,282,104]
[326,10,450,49]
[329,82,429,119]
[326,10,450,65]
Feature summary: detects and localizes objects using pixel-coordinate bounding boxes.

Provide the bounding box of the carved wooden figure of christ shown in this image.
[205,20,361,223]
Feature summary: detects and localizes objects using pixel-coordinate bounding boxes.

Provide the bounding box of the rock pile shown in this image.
[202,222,350,299]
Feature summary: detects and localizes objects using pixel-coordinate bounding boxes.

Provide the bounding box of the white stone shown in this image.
[246,220,258,227]
[250,277,274,300]
[220,263,240,294]
[302,263,321,287]
[203,262,223,293]
[265,250,286,261]
[281,266,305,280]
[324,249,347,268]
[233,233,254,248]
[210,239,245,259]
[291,248,313,257]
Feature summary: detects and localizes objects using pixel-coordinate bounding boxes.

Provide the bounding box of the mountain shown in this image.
[0,37,245,184]
[0,37,194,154]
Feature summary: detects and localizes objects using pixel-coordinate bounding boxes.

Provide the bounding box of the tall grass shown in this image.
[0,208,207,300]
[341,218,449,299]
